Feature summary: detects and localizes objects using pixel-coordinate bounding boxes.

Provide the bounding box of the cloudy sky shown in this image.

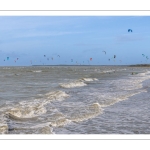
[0,16,150,66]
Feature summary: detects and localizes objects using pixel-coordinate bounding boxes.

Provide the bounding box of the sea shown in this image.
[0,65,150,134]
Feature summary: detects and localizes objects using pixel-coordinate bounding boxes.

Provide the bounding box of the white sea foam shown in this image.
[60,80,87,88]
[102,70,115,73]
[45,90,69,101]
[50,118,71,127]
[99,90,146,107]
[68,103,102,122]
[32,70,42,73]
[0,123,8,134]
[10,123,54,134]
[30,123,54,134]
[5,90,69,120]
[0,115,8,134]
[81,78,98,81]
[7,103,47,119]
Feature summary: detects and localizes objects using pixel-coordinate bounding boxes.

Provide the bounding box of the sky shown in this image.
[0,16,150,66]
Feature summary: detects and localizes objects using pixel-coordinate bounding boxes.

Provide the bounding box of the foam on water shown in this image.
[10,123,54,134]
[60,80,87,88]
[32,70,42,73]
[29,123,54,134]
[0,124,8,134]
[50,118,71,127]
[0,115,8,134]
[60,78,98,89]
[99,90,146,107]
[44,91,69,101]
[102,70,115,73]
[67,103,102,122]
[7,103,46,119]
[81,78,98,81]
[85,70,150,108]
[5,90,69,120]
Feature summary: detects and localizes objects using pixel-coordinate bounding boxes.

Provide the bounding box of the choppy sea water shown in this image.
[0,65,150,134]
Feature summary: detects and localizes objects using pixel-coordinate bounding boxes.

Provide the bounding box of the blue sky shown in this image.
[0,16,150,66]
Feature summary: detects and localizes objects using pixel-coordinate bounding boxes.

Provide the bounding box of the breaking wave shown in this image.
[80,78,98,81]
[60,78,98,88]
[32,70,42,73]
[67,103,102,122]
[60,80,87,88]
[44,91,69,101]
[5,90,69,120]
[0,115,8,134]
[7,103,46,119]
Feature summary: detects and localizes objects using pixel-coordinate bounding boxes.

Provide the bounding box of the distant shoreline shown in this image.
[0,64,149,67]
[32,64,150,67]
[32,65,129,67]
[129,64,150,67]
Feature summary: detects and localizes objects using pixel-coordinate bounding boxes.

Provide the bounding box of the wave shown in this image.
[50,118,71,127]
[68,103,102,122]
[0,115,8,134]
[102,70,115,73]
[60,81,87,88]
[0,124,8,134]
[5,90,69,121]
[99,90,146,107]
[60,78,98,89]
[32,70,42,73]
[9,123,54,134]
[29,123,54,134]
[80,78,98,82]
[44,90,69,101]
[7,103,47,119]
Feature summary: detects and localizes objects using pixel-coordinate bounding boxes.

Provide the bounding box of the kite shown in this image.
[102,51,106,54]
[128,29,132,32]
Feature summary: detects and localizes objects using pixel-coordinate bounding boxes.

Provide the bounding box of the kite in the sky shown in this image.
[7,57,9,60]
[90,58,92,61]
[114,55,116,59]
[128,29,132,32]
[102,51,106,54]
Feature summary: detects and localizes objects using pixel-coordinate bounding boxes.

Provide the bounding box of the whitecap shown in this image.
[60,81,87,88]
[68,103,102,122]
[81,78,98,82]
[45,91,69,101]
